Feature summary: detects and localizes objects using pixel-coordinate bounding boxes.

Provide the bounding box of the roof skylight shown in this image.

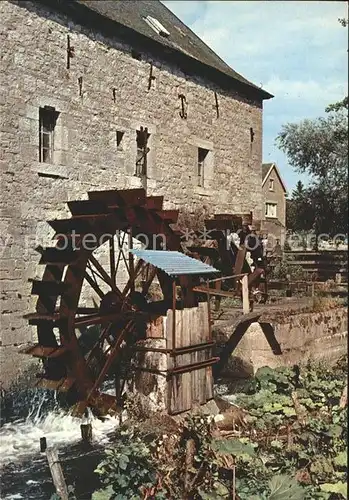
[144,16,170,37]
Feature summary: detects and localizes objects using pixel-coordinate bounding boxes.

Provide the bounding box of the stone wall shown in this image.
[218,306,348,377]
[0,0,264,385]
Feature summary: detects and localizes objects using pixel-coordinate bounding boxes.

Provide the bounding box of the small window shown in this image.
[116,130,124,150]
[265,202,277,218]
[269,178,274,191]
[144,16,170,37]
[39,106,59,163]
[135,127,150,177]
[198,148,209,187]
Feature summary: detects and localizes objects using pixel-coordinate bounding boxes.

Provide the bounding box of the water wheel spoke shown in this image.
[128,229,135,293]
[76,307,99,315]
[121,259,144,298]
[87,259,110,287]
[109,236,116,285]
[84,270,105,299]
[89,254,123,297]
[142,263,157,295]
[85,322,111,367]
[85,320,134,403]
[114,231,128,277]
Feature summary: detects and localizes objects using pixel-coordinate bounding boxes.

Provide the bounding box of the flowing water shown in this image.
[0,381,237,499]
[0,387,122,500]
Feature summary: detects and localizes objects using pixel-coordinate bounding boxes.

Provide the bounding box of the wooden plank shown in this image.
[206,366,213,400]
[202,302,210,341]
[242,275,250,314]
[46,448,69,500]
[192,287,239,298]
[197,304,206,405]
[234,247,247,275]
[173,309,183,413]
[191,307,200,406]
[182,309,191,411]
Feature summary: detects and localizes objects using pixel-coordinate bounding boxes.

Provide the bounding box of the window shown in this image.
[116,130,124,150]
[197,148,209,187]
[135,127,150,177]
[269,178,274,191]
[144,16,170,37]
[39,106,58,163]
[265,202,277,218]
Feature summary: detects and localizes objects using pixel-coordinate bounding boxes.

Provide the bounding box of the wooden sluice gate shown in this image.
[131,301,216,414]
[128,249,219,415]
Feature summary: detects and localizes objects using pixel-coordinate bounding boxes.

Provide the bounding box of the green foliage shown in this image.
[276,104,348,235]
[92,358,347,500]
[320,482,347,498]
[92,485,115,500]
[286,182,314,233]
[211,438,255,457]
[94,428,159,500]
[269,258,306,282]
[268,474,306,499]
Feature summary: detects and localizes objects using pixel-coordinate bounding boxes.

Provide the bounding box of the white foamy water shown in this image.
[0,389,123,467]
[1,411,121,466]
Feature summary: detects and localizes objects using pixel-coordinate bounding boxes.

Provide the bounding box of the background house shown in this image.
[0,0,272,383]
[261,162,287,247]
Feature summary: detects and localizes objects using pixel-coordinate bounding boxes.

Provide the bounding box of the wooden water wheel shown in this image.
[187,214,268,303]
[23,188,182,416]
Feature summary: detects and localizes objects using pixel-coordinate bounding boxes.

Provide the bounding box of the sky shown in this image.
[162,0,348,194]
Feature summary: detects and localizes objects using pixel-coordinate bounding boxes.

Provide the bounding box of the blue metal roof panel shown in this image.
[129,250,220,276]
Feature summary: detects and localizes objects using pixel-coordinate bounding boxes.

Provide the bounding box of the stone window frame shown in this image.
[269,178,274,191]
[265,202,277,218]
[22,99,69,178]
[130,122,156,180]
[116,130,125,151]
[197,147,210,187]
[190,138,214,192]
[39,106,59,164]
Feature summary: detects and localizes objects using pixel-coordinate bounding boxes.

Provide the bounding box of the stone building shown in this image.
[0,0,272,385]
[261,162,287,246]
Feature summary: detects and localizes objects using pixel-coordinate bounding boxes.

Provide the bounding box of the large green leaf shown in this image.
[211,438,255,457]
[92,485,114,500]
[268,475,305,500]
[334,450,347,467]
[320,482,347,498]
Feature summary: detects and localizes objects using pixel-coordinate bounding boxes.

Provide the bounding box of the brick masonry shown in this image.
[0,0,264,386]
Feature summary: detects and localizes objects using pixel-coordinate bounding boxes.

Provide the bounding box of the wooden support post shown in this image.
[40,437,47,452]
[46,447,69,500]
[80,423,92,442]
[215,280,221,311]
[242,275,250,314]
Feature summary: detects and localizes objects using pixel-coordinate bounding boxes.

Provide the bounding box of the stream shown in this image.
[0,383,234,500]
[0,388,122,500]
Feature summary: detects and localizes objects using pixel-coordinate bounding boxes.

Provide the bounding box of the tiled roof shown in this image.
[68,0,273,100]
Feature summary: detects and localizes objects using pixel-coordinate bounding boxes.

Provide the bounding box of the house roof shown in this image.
[48,0,273,100]
[262,163,287,193]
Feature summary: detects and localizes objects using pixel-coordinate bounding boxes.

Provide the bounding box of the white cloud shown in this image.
[162,1,348,189]
[264,77,347,103]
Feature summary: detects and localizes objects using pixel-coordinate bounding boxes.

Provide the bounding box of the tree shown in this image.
[276,106,348,236]
[286,181,314,232]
